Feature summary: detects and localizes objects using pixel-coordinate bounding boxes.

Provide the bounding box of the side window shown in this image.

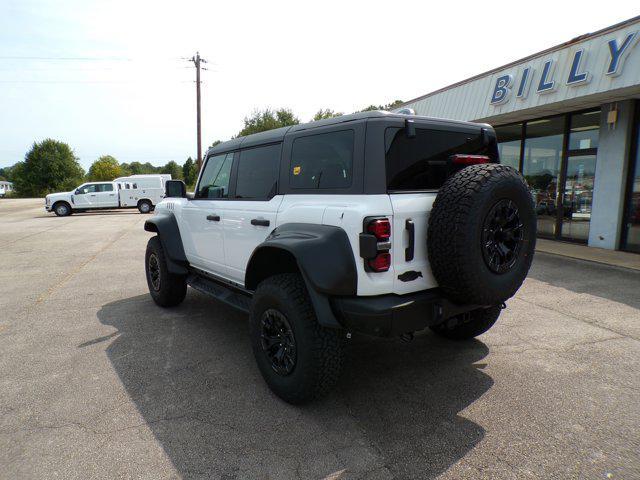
[78,184,98,194]
[96,184,114,192]
[196,153,233,199]
[235,143,281,199]
[290,130,354,189]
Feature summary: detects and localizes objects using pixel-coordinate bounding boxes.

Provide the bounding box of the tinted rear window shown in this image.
[290,130,354,189]
[236,143,281,199]
[385,127,488,190]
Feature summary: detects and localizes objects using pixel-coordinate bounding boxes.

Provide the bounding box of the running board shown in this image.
[187,274,252,313]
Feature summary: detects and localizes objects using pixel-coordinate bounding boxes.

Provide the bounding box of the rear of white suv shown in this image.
[144,111,536,404]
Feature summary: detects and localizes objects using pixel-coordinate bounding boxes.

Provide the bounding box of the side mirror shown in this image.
[165,180,187,198]
[74,189,80,195]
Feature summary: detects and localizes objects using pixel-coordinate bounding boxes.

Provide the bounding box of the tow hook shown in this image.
[400,332,414,343]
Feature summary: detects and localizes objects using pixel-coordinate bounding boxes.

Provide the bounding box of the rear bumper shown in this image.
[331,289,485,337]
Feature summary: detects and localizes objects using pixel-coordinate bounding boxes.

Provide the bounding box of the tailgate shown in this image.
[389,193,439,295]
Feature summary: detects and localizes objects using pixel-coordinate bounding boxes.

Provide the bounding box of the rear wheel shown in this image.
[430,305,502,340]
[145,236,187,307]
[53,202,71,217]
[138,200,152,214]
[250,273,345,404]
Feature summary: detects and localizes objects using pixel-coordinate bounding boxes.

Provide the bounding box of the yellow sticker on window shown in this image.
[293,166,301,175]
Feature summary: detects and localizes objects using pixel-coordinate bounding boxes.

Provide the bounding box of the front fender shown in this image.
[144,213,188,275]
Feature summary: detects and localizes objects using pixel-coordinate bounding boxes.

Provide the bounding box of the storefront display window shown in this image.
[522,117,565,237]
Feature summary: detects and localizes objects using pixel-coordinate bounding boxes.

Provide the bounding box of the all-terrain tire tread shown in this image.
[251,273,345,404]
[146,236,187,307]
[427,164,535,304]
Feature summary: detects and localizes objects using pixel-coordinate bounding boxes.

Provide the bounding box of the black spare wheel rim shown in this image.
[148,253,161,291]
[481,199,524,274]
[260,308,296,376]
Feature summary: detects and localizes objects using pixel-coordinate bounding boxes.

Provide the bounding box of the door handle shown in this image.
[251,218,270,227]
[405,219,415,261]
[90,195,96,197]
[206,214,220,221]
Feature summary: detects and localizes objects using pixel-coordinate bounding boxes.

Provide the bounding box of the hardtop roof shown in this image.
[207,110,488,156]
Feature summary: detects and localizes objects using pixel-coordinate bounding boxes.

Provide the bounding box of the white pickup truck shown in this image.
[45,174,171,216]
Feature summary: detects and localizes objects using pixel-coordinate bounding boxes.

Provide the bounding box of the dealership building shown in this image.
[397,16,640,253]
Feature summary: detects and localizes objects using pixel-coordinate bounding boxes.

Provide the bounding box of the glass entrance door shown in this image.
[559,154,597,242]
[557,110,600,243]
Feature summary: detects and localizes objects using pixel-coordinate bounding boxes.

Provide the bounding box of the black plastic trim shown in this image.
[332,289,486,337]
[143,213,189,275]
[246,223,357,296]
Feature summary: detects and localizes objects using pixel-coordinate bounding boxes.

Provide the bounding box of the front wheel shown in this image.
[53,202,72,217]
[145,236,187,307]
[430,305,502,340]
[250,274,345,404]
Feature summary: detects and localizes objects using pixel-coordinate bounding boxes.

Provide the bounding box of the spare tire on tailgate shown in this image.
[427,163,536,306]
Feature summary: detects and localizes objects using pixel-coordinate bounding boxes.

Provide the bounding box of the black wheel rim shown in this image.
[260,309,296,376]
[148,253,161,290]
[481,199,524,274]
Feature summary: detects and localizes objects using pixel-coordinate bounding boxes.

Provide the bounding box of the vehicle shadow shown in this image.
[96,293,492,479]
[34,210,142,219]
[529,252,640,309]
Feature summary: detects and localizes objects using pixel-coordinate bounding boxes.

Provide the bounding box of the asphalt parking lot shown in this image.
[1,198,639,479]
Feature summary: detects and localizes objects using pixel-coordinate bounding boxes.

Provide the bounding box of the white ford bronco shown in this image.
[144,111,536,404]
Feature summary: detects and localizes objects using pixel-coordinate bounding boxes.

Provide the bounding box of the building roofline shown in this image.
[397,15,640,109]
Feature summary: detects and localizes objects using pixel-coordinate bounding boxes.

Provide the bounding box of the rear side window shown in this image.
[197,153,233,199]
[96,184,113,192]
[290,130,354,189]
[235,143,281,199]
[385,127,488,191]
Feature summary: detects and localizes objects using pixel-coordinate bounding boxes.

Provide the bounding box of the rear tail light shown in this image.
[451,154,490,166]
[362,217,391,272]
[367,218,391,241]
[368,252,391,272]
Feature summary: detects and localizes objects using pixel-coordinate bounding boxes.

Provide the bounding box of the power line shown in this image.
[0,56,135,61]
[0,80,195,84]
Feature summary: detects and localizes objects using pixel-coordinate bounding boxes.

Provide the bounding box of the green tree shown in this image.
[359,99,404,112]
[88,155,122,181]
[210,140,222,148]
[312,109,343,121]
[182,157,199,186]
[238,108,300,137]
[160,160,182,179]
[12,139,85,197]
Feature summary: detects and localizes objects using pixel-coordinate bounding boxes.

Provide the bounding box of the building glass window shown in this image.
[523,117,565,237]
[569,110,600,150]
[560,110,599,243]
[623,108,640,253]
[495,123,522,170]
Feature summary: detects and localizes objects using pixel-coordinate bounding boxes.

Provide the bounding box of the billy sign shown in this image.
[490,31,638,105]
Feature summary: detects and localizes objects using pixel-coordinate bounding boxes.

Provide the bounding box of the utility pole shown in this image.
[189,52,207,169]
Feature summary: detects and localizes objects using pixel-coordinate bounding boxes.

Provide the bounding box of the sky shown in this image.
[1,0,639,171]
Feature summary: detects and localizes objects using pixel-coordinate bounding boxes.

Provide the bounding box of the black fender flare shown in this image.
[144,213,188,275]
[245,223,357,329]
